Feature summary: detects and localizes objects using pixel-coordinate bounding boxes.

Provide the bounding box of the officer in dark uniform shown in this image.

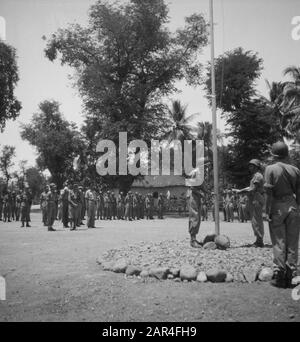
[265,142,300,288]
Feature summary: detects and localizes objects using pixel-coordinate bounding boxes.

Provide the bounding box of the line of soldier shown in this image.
[40,182,169,231]
[0,188,33,227]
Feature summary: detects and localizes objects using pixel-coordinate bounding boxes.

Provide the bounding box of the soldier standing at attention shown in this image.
[61,181,69,228]
[15,190,22,221]
[85,185,97,228]
[46,184,57,231]
[20,190,30,228]
[68,183,79,230]
[158,193,164,219]
[237,160,265,247]
[264,142,300,288]
[40,185,49,226]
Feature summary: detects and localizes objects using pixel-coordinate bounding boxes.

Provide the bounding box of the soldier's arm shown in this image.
[264,167,274,218]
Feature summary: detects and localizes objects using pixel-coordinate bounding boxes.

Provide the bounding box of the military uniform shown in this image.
[265,156,300,286]
[40,190,48,226]
[158,194,164,219]
[85,188,97,228]
[20,192,30,227]
[61,185,69,228]
[46,186,57,231]
[248,171,265,245]
[68,187,80,230]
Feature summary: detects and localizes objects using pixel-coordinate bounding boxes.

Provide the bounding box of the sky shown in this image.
[0,0,299,170]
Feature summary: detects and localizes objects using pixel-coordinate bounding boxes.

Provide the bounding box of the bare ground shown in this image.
[0,213,299,322]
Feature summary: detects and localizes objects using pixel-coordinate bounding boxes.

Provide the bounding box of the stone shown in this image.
[196,271,207,283]
[203,242,217,250]
[167,274,174,280]
[215,235,230,250]
[206,269,227,283]
[225,273,234,283]
[170,268,180,278]
[291,276,300,286]
[102,261,115,271]
[243,268,258,283]
[180,265,198,281]
[258,267,274,282]
[140,270,149,278]
[125,265,142,276]
[203,234,217,245]
[96,256,103,265]
[174,278,181,282]
[112,258,128,273]
[149,267,169,280]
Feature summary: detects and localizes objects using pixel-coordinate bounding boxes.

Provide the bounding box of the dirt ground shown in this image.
[0,213,299,322]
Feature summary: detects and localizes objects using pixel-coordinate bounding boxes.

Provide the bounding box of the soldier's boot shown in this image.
[286,267,298,289]
[26,222,31,227]
[48,227,56,231]
[253,238,264,248]
[270,269,287,289]
[21,222,24,228]
[190,235,202,248]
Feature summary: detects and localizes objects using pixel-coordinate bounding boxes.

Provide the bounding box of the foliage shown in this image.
[20,100,85,188]
[205,47,263,113]
[0,145,16,185]
[44,0,209,192]
[0,40,22,131]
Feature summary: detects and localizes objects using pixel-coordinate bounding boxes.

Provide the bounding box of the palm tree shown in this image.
[281,66,300,139]
[166,100,198,142]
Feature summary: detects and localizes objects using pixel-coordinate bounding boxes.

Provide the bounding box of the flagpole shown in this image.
[210,0,220,235]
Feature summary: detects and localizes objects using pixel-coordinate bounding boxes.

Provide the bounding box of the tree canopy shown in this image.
[44,0,209,191]
[0,40,22,131]
[20,100,85,188]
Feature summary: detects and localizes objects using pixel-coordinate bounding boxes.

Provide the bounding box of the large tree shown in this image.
[20,100,85,188]
[0,145,16,186]
[205,47,263,113]
[0,40,22,131]
[44,0,209,192]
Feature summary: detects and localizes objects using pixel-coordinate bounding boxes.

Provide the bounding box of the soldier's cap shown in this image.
[249,159,261,168]
[50,183,56,188]
[271,141,289,159]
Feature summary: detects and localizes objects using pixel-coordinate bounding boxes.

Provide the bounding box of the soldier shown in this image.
[15,190,22,222]
[237,159,265,247]
[20,190,31,228]
[117,192,123,220]
[187,168,207,248]
[264,142,300,288]
[111,192,117,220]
[132,193,138,220]
[3,191,11,222]
[61,181,70,228]
[139,194,145,219]
[11,191,16,221]
[40,185,49,226]
[68,183,80,230]
[25,187,33,224]
[124,191,133,221]
[222,191,227,221]
[227,190,235,222]
[157,193,164,219]
[238,193,248,223]
[46,184,57,231]
[85,185,97,228]
[97,191,104,220]
[77,186,84,226]
[201,196,208,221]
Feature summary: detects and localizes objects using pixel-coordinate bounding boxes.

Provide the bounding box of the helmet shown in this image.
[249,159,261,168]
[271,141,289,158]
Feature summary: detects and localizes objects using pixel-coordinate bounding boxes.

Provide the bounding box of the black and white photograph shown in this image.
[0,0,300,325]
